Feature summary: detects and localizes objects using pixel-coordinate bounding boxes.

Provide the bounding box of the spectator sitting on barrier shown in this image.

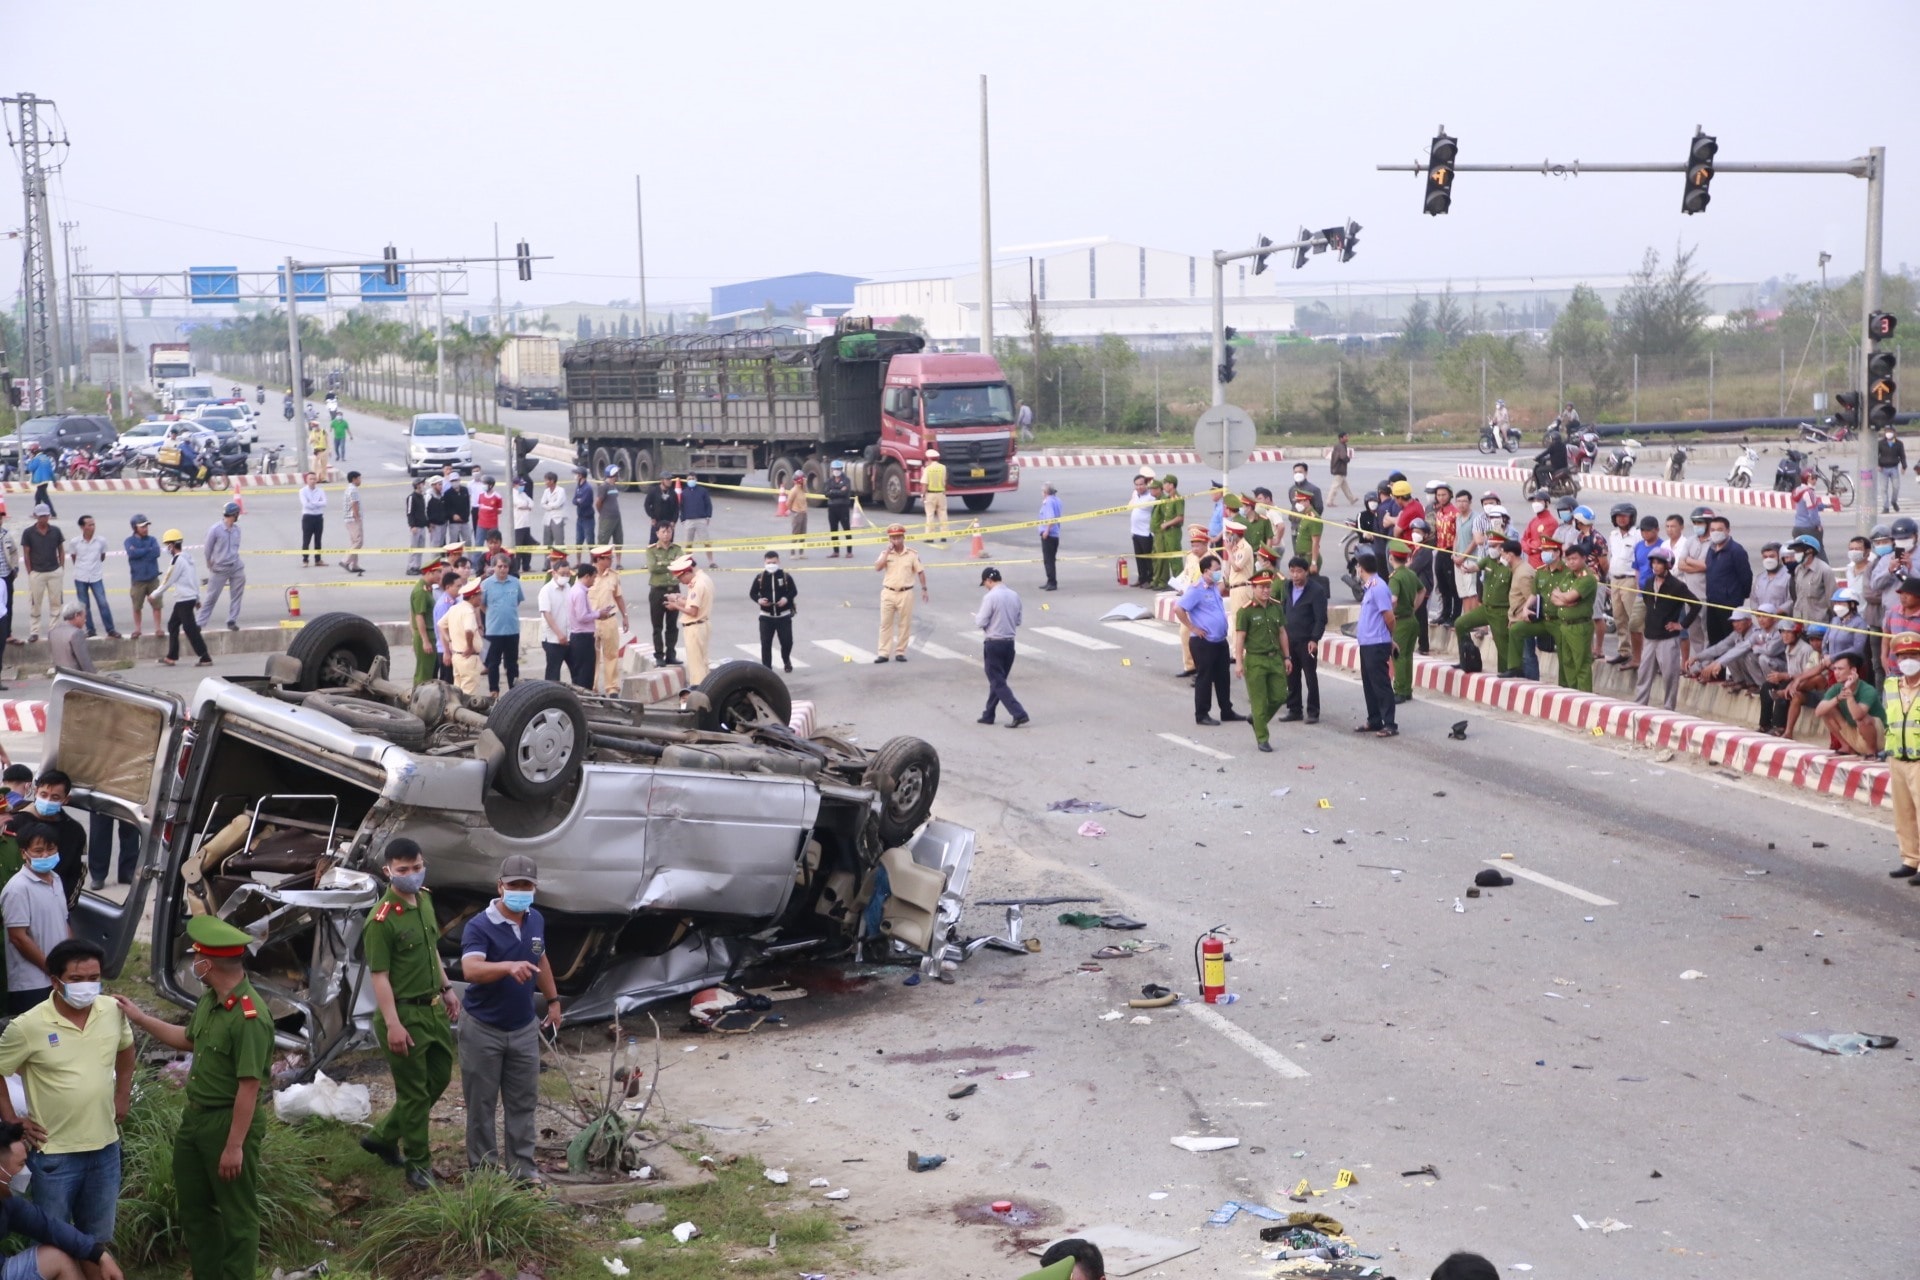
[1811,651,1885,759]
[1759,617,1808,736]
[1782,623,1832,739]
[1685,608,1761,690]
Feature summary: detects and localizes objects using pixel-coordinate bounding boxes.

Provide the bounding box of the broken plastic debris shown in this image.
[1779,1030,1898,1055]
[809,1177,831,1188]
[1099,1010,1123,1022]
[1679,969,1706,980]
[1148,1191,1169,1200]
[1170,1135,1239,1152]
[1076,820,1108,838]
[823,1188,850,1200]
[996,1070,1033,1081]
[908,1151,946,1172]
[1129,1015,1153,1025]
[1048,798,1117,813]
[602,1258,631,1276]
[764,1168,789,1185]
[1270,787,1291,798]
[670,1222,700,1244]
[1598,1218,1632,1234]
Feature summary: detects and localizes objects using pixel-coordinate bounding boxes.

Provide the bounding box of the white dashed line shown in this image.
[1034,625,1119,651]
[1157,732,1233,760]
[813,639,878,663]
[1491,861,1618,907]
[1105,620,1182,647]
[1184,1002,1310,1080]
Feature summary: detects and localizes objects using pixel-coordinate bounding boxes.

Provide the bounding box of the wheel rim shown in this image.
[516,708,577,782]
[319,646,361,687]
[890,762,926,816]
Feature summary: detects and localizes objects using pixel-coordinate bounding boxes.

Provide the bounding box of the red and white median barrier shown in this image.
[0,701,48,734]
[1015,448,1288,470]
[1451,462,1837,513]
[0,474,303,495]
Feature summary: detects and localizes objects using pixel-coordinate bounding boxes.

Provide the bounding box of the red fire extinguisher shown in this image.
[1116,556,1129,587]
[284,586,302,618]
[1195,927,1228,1004]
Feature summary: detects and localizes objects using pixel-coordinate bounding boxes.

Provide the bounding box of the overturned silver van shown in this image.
[56,614,973,1066]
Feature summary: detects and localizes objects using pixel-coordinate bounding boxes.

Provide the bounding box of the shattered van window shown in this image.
[61,690,162,806]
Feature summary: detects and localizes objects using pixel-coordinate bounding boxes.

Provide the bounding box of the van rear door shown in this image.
[44,673,187,976]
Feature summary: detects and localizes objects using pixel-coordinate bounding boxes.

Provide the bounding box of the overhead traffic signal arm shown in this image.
[1424,128,1458,216]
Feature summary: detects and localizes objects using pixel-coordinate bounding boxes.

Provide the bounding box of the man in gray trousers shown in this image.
[456,854,561,1185]
[197,501,246,630]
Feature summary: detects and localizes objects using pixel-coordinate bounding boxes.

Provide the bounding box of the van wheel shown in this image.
[286,613,389,691]
[305,694,428,749]
[487,681,587,801]
[866,737,940,845]
[695,663,792,733]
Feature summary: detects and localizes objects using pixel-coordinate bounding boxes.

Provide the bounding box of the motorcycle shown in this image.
[1801,419,1848,446]
[61,448,102,481]
[1665,443,1691,481]
[154,453,233,493]
[1569,429,1601,473]
[255,385,265,406]
[1775,446,1810,492]
[1601,439,1640,476]
[283,401,296,421]
[1727,446,1757,488]
[255,443,288,474]
[1477,420,1523,455]
[1530,460,1581,498]
[96,445,133,479]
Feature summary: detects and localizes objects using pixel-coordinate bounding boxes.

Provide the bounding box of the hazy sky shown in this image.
[6,0,1917,314]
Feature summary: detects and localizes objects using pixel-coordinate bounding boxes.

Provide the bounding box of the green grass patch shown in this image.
[354,1168,584,1273]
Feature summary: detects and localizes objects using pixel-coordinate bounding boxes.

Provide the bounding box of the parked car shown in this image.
[407,413,474,476]
[0,414,117,468]
[189,403,258,447]
[48,618,972,1070]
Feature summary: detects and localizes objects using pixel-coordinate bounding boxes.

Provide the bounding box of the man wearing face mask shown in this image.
[1289,465,1324,517]
[361,839,459,1191]
[1878,425,1907,513]
[22,773,85,909]
[2,823,69,1014]
[1521,490,1558,568]
[114,915,273,1280]
[1550,543,1599,691]
[1824,588,1870,672]
[1508,541,1565,682]
[1751,541,1793,619]
[1881,632,1920,884]
[1785,536,1835,625]
[458,855,560,1186]
[1453,537,1515,677]
[0,1117,122,1280]
[0,937,134,1249]
[1387,544,1423,701]
[1634,547,1699,710]
[1176,555,1242,726]
[1702,515,1752,647]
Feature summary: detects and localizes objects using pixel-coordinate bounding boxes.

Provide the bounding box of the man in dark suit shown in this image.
[1281,554,1329,723]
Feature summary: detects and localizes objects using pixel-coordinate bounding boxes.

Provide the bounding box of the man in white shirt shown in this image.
[539,472,569,548]
[536,551,573,681]
[1670,508,1712,660]
[298,473,328,567]
[67,516,117,639]
[1126,473,1157,589]
[342,470,365,576]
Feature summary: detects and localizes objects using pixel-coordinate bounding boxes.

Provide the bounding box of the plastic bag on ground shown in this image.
[272,1070,372,1124]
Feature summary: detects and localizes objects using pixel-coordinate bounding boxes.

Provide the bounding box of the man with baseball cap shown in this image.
[974,567,1028,727]
[663,553,712,681]
[115,915,273,1277]
[124,515,163,641]
[874,524,928,662]
[458,855,559,1186]
[197,501,245,632]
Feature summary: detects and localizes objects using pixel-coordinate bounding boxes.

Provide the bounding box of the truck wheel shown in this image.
[286,613,390,691]
[694,663,792,733]
[767,455,800,494]
[631,448,654,483]
[961,493,994,513]
[612,447,635,481]
[591,446,611,478]
[880,462,910,514]
[866,737,940,845]
[305,694,428,749]
[486,681,587,801]
[801,458,828,493]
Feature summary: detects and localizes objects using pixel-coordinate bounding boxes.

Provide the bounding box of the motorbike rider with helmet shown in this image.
[1785,535,1836,625]
[1603,502,1645,669]
[1532,429,1571,493]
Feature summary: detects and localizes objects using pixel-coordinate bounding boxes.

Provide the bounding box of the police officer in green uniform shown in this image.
[1452,538,1517,672]
[1150,475,1185,589]
[114,915,274,1280]
[359,837,458,1190]
[1552,542,1599,690]
[408,556,445,686]
[1387,544,1424,699]
[1232,571,1292,753]
[1240,489,1274,556]
[1508,544,1566,680]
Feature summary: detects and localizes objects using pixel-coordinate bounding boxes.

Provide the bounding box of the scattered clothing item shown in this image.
[1474,868,1515,888]
[1206,1200,1287,1227]
[1048,798,1117,813]
[1076,821,1108,838]
[1057,912,1148,930]
[1779,1030,1899,1055]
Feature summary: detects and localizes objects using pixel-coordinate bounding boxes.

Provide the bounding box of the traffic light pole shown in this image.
[1210,231,1334,408]
[1378,146,1883,533]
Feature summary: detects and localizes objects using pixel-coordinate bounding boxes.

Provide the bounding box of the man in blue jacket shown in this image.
[0,1118,125,1279]
[123,515,163,640]
[571,467,595,551]
[1702,514,1753,648]
[678,477,717,568]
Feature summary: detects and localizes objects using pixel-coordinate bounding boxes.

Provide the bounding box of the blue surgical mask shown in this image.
[502,890,536,913]
[389,870,426,895]
[1875,544,1894,558]
[1540,550,1558,564]
[28,855,59,875]
[32,799,61,817]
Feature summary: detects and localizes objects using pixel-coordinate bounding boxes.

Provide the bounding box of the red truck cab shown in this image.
[878,353,1020,512]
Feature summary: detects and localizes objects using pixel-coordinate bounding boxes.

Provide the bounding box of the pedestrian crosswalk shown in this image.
[704,611,1191,679]
[734,644,811,668]
[1033,625,1118,651]
[1104,620,1182,647]
[953,629,1046,656]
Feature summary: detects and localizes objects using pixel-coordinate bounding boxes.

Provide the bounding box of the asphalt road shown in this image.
[11,400,1909,1277]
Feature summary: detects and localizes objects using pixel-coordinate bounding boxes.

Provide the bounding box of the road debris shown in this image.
[1170,1135,1238,1152]
[670,1222,700,1243]
[1048,798,1116,813]
[763,1168,789,1185]
[1076,821,1108,838]
[823,1188,851,1200]
[1679,970,1706,980]
[1206,1200,1286,1226]
[908,1151,947,1172]
[1779,1030,1899,1056]
[1400,1164,1440,1179]
[809,1178,830,1188]
[949,1082,979,1098]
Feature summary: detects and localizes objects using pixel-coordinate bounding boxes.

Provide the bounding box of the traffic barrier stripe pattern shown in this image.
[1453,461,1841,512]
[0,701,48,733]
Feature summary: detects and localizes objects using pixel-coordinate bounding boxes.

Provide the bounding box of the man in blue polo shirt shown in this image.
[457,854,561,1186]
[1355,551,1399,736]
[1175,554,1243,727]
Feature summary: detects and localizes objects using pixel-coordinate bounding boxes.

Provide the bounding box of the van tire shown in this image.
[867,737,940,845]
[695,663,792,733]
[488,680,587,801]
[286,612,389,691]
[306,694,428,748]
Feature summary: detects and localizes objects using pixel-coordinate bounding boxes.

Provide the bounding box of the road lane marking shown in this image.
[1490,860,1618,907]
[1158,732,1233,760]
[1105,620,1182,646]
[1184,1002,1310,1080]
[1034,625,1119,651]
[953,630,1046,656]
[813,639,877,663]
[734,644,809,668]
[911,640,967,660]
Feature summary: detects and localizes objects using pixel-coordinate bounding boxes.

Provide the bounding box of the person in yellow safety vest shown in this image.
[1221,520,1255,634]
[1882,631,1920,884]
[921,449,949,544]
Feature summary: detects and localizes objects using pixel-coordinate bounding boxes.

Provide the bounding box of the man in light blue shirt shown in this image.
[1355,551,1398,735]
[1037,484,1063,591]
[1207,481,1226,541]
[479,556,525,693]
[974,567,1028,727]
[1176,555,1243,727]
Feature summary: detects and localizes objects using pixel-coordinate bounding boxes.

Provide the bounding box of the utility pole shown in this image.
[4,93,68,410]
[635,175,649,336]
[435,270,447,412]
[1211,224,1356,407]
[285,256,307,468]
[977,75,993,355]
[59,220,78,383]
[1856,147,1886,532]
[112,272,128,419]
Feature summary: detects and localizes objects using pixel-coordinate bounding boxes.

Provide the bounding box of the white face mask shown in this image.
[1901,658,1920,678]
[1762,557,1780,571]
[1849,548,1867,564]
[1710,530,1729,545]
[1531,501,1546,513]
[1899,539,1917,552]
[1540,550,1558,564]
[61,980,101,1008]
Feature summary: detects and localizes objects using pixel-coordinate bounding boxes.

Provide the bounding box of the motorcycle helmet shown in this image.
[1806,624,1828,639]
[1892,516,1919,544]
[1792,534,1823,556]
[1832,588,1859,604]
[1690,505,1716,525]
[1531,488,1551,503]
[1423,479,1442,494]
[1482,490,1502,502]
[1486,505,1510,521]
[1800,469,1815,482]
[1609,502,1637,526]
[1870,523,1893,542]
[1408,517,1430,531]
[1571,504,1595,525]
[1386,470,1408,484]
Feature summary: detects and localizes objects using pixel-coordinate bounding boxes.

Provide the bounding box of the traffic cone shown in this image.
[776,488,790,518]
[968,521,984,559]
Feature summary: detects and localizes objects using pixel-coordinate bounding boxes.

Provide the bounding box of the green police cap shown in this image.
[187,914,253,957]
[1160,474,1178,486]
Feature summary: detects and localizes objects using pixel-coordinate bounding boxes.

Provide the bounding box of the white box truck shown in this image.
[496,334,565,410]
